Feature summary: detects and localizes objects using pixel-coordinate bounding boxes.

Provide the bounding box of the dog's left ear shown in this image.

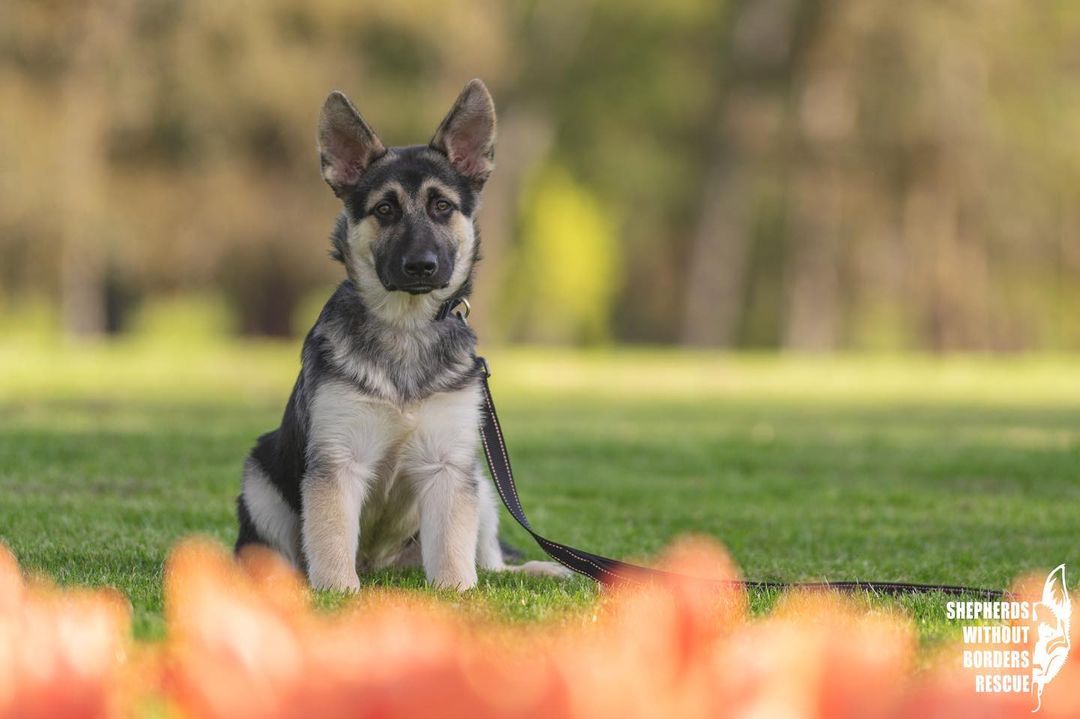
[430,79,496,187]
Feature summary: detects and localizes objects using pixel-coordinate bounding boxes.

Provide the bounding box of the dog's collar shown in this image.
[435,297,471,323]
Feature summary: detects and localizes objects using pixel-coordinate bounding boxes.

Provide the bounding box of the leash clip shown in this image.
[476,356,491,378]
[452,297,471,324]
[436,297,472,323]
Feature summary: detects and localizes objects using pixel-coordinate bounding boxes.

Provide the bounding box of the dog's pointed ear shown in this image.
[430,79,496,187]
[317,91,386,197]
[1042,564,1071,618]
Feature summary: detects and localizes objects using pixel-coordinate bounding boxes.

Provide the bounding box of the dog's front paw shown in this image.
[309,570,361,593]
[430,569,479,592]
[510,560,575,579]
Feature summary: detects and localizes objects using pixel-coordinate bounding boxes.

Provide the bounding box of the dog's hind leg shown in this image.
[238,456,302,569]
[475,468,574,580]
[235,494,264,553]
[476,470,506,570]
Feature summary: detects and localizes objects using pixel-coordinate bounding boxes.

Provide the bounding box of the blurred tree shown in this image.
[59,0,138,336]
[503,165,618,343]
[682,0,796,347]
[0,0,1077,349]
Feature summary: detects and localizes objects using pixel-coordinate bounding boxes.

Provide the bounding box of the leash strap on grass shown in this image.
[471,354,1003,599]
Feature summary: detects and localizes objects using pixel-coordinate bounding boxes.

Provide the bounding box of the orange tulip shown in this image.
[1,538,1077,718]
[0,546,131,719]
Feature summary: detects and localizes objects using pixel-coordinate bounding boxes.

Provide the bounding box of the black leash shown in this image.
[441,300,1003,599]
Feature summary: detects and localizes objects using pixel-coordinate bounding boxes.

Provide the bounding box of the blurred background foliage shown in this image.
[1,0,1078,350]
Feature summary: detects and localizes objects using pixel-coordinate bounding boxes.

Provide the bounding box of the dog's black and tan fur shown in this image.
[234,80,569,591]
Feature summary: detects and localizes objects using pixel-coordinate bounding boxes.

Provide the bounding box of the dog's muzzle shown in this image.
[379,247,453,294]
[396,252,444,294]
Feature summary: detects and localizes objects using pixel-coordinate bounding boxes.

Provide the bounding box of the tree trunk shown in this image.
[58,0,136,337]
[680,0,799,347]
[782,167,840,351]
[680,155,753,346]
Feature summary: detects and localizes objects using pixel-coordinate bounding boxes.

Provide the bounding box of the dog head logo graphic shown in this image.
[1032,564,1070,712]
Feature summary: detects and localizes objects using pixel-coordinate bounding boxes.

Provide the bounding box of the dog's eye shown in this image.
[373,201,395,217]
[432,198,453,214]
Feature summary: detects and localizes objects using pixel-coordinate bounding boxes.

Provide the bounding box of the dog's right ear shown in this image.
[317,91,386,197]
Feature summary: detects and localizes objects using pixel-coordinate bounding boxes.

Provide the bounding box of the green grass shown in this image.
[1,341,1078,645]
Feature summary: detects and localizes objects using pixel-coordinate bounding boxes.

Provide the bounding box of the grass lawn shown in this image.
[1,340,1078,645]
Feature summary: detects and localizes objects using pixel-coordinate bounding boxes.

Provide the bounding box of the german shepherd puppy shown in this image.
[234,79,570,591]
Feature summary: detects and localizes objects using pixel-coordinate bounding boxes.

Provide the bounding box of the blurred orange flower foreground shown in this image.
[1,539,1078,719]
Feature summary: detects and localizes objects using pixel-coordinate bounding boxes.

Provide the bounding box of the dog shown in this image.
[234,79,571,591]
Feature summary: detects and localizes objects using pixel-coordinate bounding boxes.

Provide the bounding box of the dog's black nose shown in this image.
[402,252,438,279]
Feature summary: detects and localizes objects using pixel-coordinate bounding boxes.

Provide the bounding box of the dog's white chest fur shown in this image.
[306,377,483,570]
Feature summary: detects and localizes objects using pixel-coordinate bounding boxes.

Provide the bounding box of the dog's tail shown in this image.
[499,538,525,564]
